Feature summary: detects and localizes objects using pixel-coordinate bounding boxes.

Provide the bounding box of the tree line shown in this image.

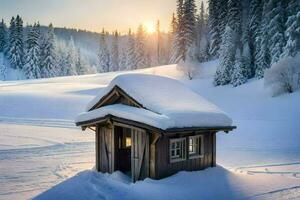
[168,0,299,87]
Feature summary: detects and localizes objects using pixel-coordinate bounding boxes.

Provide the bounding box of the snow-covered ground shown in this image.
[0,61,299,199]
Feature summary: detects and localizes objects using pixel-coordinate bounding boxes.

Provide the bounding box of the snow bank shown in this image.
[34,166,300,200]
[80,74,232,129]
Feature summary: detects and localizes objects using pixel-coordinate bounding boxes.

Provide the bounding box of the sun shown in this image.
[144,21,155,34]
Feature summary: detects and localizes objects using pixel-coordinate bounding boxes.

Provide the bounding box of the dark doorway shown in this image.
[114,126,132,174]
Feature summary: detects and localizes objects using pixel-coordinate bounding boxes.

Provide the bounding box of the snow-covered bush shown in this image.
[264,53,300,96]
[177,60,200,80]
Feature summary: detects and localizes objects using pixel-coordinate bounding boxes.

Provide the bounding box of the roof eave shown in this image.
[76,115,236,134]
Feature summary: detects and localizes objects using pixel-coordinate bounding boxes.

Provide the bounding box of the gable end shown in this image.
[89,85,145,111]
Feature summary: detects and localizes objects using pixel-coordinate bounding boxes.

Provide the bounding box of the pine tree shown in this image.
[0,19,7,53]
[218,0,228,40]
[97,28,110,72]
[215,0,242,85]
[282,3,300,58]
[135,25,147,68]
[231,48,247,87]
[268,0,286,64]
[156,20,161,65]
[184,0,197,60]
[0,52,7,80]
[255,0,271,78]
[169,13,179,63]
[40,24,57,78]
[214,26,236,85]
[118,48,127,71]
[249,0,263,74]
[208,0,221,57]
[227,0,242,34]
[110,30,119,71]
[125,29,137,70]
[76,48,89,75]
[23,23,41,79]
[63,36,77,76]
[8,15,24,69]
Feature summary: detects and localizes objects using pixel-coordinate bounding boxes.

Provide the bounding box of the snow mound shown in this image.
[78,74,232,129]
[34,166,300,200]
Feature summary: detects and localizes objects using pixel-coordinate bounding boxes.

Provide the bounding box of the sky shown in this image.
[0,0,206,34]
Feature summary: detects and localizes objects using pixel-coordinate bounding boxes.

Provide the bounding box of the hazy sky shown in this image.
[0,0,206,33]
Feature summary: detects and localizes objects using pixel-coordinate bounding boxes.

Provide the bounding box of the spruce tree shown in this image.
[184,0,197,60]
[0,19,7,53]
[135,25,147,68]
[282,5,300,58]
[24,23,41,79]
[268,0,286,64]
[0,52,7,80]
[40,24,57,78]
[76,48,89,75]
[208,0,221,57]
[110,30,119,71]
[97,28,110,72]
[169,13,179,64]
[125,29,137,70]
[249,0,262,73]
[63,36,77,76]
[218,0,228,40]
[214,26,236,85]
[255,0,271,78]
[8,15,24,69]
[231,48,247,87]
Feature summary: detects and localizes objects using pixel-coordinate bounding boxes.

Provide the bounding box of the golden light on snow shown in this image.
[144,21,156,34]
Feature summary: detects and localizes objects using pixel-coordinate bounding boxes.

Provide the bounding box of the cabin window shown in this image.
[188,135,204,159]
[125,137,131,147]
[169,138,186,163]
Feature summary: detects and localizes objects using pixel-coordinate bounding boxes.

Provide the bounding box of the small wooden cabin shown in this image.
[76,74,235,182]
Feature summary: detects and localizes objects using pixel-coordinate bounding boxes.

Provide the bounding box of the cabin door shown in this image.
[114,126,132,174]
[131,128,149,182]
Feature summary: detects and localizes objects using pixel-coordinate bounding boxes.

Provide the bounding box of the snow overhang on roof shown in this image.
[76,74,234,131]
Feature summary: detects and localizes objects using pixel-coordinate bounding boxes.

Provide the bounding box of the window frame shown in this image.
[169,138,186,163]
[188,135,204,159]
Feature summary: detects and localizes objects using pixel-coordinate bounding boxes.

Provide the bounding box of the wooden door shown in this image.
[99,126,114,173]
[131,128,149,182]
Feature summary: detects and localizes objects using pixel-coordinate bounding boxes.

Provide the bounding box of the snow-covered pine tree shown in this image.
[55,40,68,76]
[255,0,271,78]
[110,30,119,71]
[218,0,228,41]
[63,36,77,76]
[76,48,89,75]
[0,51,7,80]
[169,13,179,64]
[97,28,110,72]
[23,23,41,79]
[268,0,286,64]
[184,0,197,61]
[208,0,221,58]
[249,0,262,74]
[242,42,252,78]
[40,23,57,78]
[156,20,161,65]
[125,29,137,70]
[282,3,300,58]
[118,48,127,71]
[135,25,147,69]
[215,0,242,85]
[231,48,247,87]
[0,19,7,53]
[214,26,236,85]
[8,15,24,69]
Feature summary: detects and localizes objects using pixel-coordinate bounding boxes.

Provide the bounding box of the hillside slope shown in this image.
[0,61,299,199]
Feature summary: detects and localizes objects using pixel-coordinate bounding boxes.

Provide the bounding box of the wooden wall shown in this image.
[154,131,216,179]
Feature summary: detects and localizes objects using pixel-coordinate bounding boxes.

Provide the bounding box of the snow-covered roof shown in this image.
[76,74,233,130]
